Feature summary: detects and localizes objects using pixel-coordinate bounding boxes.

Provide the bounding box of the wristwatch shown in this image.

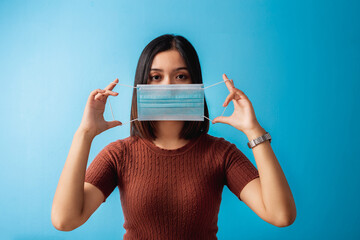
[247,132,272,149]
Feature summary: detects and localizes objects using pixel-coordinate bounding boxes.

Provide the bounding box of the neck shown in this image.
[153,121,189,149]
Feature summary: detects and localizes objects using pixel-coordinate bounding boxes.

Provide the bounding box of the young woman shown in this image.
[52,34,296,238]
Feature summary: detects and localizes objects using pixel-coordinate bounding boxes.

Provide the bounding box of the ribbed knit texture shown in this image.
[85,133,259,239]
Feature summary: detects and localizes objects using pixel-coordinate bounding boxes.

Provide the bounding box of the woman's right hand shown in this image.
[78,78,122,138]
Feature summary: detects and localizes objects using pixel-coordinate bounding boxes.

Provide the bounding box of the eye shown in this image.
[149,75,161,81]
[176,74,188,80]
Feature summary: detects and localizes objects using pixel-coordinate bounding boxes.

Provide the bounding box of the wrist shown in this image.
[244,125,267,141]
[76,127,96,141]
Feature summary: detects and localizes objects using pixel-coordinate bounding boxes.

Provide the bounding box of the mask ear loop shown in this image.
[202,79,231,122]
[203,79,231,89]
[203,105,228,122]
[107,82,139,125]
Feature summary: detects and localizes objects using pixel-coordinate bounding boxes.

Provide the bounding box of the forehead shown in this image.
[151,50,187,69]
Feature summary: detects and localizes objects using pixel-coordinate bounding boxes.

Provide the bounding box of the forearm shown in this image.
[245,126,296,223]
[52,128,94,226]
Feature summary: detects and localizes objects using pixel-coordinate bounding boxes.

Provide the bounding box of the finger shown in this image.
[94,93,106,101]
[104,78,119,91]
[94,90,118,101]
[106,120,122,129]
[90,89,106,99]
[223,92,236,107]
[232,97,242,108]
[233,88,248,100]
[104,90,119,96]
[212,116,231,125]
[224,80,248,100]
[223,89,244,106]
[223,74,234,92]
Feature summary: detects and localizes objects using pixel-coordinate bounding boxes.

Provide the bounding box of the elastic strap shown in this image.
[108,98,138,125]
[203,79,231,89]
[121,118,138,125]
[111,78,230,90]
[112,82,138,89]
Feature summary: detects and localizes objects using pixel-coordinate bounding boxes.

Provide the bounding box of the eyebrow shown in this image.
[150,67,188,72]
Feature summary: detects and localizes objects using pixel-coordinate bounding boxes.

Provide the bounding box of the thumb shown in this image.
[106,120,122,130]
[212,116,231,125]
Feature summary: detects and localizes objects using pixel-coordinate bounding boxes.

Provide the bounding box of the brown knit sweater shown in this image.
[85,133,259,239]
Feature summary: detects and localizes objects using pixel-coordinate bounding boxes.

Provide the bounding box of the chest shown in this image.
[119,155,224,221]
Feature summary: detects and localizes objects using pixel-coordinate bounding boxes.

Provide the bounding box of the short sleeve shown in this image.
[224,144,259,201]
[85,143,119,203]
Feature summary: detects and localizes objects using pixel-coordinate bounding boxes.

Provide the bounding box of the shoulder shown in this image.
[99,135,141,155]
[94,136,141,170]
[201,133,236,151]
[202,133,248,158]
[111,135,140,146]
[199,134,249,170]
[197,134,242,160]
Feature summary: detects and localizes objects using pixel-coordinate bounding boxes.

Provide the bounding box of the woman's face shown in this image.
[148,50,192,85]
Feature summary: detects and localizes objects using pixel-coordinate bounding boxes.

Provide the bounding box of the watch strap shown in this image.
[247,132,272,149]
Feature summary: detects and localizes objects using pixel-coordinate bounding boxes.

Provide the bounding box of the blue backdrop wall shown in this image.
[0,0,359,239]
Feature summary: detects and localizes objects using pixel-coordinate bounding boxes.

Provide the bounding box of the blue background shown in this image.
[0,0,359,239]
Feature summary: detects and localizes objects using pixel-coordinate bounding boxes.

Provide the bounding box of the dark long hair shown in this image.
[130,34,209,140]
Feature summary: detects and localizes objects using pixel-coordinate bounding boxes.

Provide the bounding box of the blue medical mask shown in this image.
[107,79,230,124]
[137,84,204,121]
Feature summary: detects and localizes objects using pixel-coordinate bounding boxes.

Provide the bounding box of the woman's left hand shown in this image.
[212,74,261,134]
